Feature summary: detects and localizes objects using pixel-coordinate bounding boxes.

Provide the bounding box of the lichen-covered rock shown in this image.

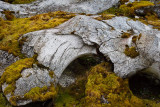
[0,0,119,18]
[2,64,56,106]
[3,15,160,106]
[57,15,160,78]
[21,15,160,79]
[0,50,19,76]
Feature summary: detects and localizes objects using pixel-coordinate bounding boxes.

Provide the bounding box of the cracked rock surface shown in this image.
[0,0,119,18]
[0,50,19,76]
[2,15,160,106]
[22,15,160,79]
[22,29,97,78]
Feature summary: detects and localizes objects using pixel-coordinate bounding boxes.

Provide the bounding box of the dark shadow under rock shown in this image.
[129,72,160,101]
[58,55,103,87]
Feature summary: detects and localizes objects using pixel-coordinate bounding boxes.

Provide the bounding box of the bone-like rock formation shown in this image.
[0,0,119,18]
[22,15,160,78]
[22,29,97,78]
[2,15,160,106]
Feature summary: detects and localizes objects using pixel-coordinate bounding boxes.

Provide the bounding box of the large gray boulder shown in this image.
[0,0,119,18]
[22,15,160,79]
[22,29,97,78]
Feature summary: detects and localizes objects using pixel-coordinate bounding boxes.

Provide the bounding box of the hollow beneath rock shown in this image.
[17,99,53,107]
[58,54,102,87]
[129,72,160,101]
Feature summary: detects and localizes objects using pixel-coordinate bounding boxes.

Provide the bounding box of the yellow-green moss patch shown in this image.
[121,32,132,38]
[94,14,115,21]
[0,93,12,107]
[101,1,154,17]
[120,1,154,17]
[132,36,138,43]
[0,11,75,57]
[84,62,160,107]
[124,46,139,58]
[0,58,35,95]
[2,10,15,20]
[24,85,57,102]
[49,71,54,78]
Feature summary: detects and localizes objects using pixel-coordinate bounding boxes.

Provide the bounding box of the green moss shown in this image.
[0,11,75,57]
[124,46,139,58]
[0,93,12,107]
[2,10,15,20]
[120,1,154,17]
[101,1,154,17]
[0,58,35,97]
[120,0,129,4]
[24,85,57,102]
[54,92,78,107]
[121,32,131,38]
[132,36,138,43]
[49,71,54,78]
[94,14,115,21]
[83,63,160,107]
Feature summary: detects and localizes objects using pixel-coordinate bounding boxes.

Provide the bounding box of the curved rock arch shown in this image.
[21,29,97,78]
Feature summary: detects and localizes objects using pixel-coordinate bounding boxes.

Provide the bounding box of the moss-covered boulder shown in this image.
[0,58,57,106]
[83,63,160,107]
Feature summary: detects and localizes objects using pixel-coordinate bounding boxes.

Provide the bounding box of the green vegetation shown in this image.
[101,1,154,17]
[124,46,139,58]
[120,0,129,4]
[0,11,75,57]
[101,1,160,30]
[2,10,15,20]
[0,58,34,96]
[121,32,132,38]
[120,1,154,17]
[94,14,115,21]
[0,93,12,107]
[83,63,160,107]
[24,85,57,102]
[2,0,36,4]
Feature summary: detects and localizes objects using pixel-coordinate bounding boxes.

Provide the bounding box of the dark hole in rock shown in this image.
[58,54,103,87]
[16,99,53,107]
[129,72,160,101]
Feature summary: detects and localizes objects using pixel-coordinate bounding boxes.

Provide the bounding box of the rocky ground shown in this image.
[0,0,160,107]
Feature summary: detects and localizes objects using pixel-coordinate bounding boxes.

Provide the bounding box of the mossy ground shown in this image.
[100,1,160,30]
[53,62,160,107]
[101,1,154,17]
[24,84,57,102]
[0,11,75,57]
[0,93,12,107]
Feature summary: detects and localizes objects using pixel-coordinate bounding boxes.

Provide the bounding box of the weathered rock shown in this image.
[2,64,56,106]
[0,0,119,18]
[21,15,160,79]
[0,50,19,76]
[22,29,97,78]
[3,15,160,106]
[57,15,160,77]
